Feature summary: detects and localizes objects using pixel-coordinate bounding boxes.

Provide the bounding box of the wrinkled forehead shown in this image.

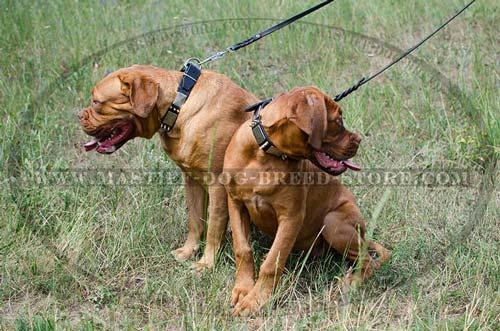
[326,98,342,119]
[92,75,122,101]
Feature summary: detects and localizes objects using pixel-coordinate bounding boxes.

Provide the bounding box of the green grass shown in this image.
[1,0,499,329]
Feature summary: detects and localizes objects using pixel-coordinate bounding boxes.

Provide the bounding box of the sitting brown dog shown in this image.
[223,87,391,316]
[78,65,258,270]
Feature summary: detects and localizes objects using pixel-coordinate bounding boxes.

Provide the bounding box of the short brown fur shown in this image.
[224,87,391,316]
[79,65,258,269]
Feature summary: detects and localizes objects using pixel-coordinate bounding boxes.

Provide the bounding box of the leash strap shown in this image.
[334,0,476,102]
[159,62,201,133]
[245,98,289,160]
[160,1,334,133]
[198,0,335,66]
[160,1,335,133]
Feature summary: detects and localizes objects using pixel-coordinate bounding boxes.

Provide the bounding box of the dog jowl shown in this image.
[78,66,164,154]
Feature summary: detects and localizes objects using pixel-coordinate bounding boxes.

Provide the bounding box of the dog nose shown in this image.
[76,109,86,120]
[350,133,362,145]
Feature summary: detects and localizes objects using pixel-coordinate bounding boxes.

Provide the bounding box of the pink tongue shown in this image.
[84,139,98,152]
[342,159,362,171]
[97,145,117,154]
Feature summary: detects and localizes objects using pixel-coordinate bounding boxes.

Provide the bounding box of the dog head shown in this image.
[263,87,361,176]
[78,65,163,154]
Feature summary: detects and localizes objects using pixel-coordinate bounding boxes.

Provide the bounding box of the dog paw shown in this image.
[230,281,255,307]
[336,269,361,300]
[190,258,213,274]
[171,244,198,262]
[232,288,270,317]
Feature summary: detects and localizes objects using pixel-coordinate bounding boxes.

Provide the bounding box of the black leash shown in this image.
[159,0,336,133]
[333,0,476,102]
[245,0,476,158]
[197,0,336,67]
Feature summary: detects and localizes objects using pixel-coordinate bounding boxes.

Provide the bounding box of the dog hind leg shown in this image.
[192,183,229,271]
[321,202,389,289]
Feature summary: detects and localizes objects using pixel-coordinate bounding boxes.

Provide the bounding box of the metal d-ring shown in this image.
[181,57,202,71]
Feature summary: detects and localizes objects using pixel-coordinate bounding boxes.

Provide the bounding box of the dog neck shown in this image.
[248,104,290,161]
[155,71,183,121]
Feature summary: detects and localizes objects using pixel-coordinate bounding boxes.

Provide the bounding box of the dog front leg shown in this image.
[233,213,304,316]
[228,197,255,308]
[171,173,205,262]
[192,183,228,271]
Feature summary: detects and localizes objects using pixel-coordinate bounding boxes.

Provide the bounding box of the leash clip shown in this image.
[199,50,230,66]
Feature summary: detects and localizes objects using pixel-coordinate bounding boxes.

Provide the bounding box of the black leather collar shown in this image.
[244,98,289,160]
[159,61,201,133]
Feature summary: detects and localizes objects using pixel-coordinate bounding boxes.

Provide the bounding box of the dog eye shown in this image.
[92,100,101,107]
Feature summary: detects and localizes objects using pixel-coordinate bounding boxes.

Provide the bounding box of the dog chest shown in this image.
[246,196,279,236]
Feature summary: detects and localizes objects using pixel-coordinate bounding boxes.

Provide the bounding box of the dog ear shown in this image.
[118,73,159,118]
[287,92,327,150]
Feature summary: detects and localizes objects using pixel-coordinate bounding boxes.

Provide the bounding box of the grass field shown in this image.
[1,0,499,329]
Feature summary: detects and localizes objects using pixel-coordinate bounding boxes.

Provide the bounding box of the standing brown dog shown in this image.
[224,87,391,316]
[79,65,258,270]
